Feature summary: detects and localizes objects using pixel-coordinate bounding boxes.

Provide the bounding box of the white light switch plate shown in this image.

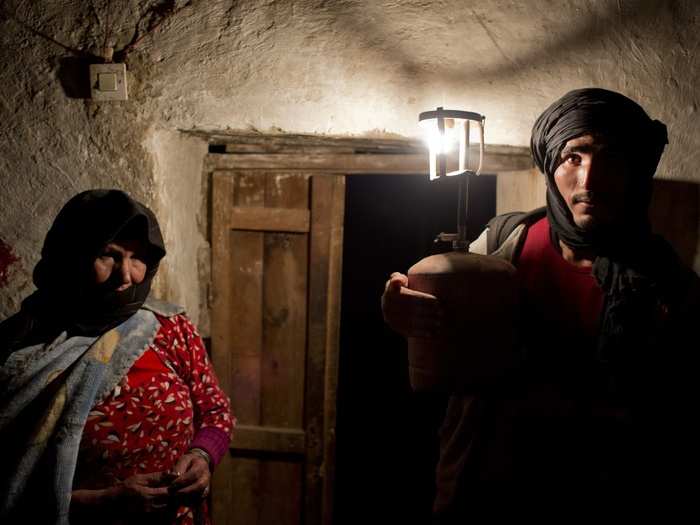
[90,63,128,101]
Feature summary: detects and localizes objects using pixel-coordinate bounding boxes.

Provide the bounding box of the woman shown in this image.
[0,189,234,525]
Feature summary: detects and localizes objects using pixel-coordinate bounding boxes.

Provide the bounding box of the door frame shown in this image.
[200,131,532,525]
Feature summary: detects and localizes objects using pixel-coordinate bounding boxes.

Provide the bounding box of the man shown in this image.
[382,88,699,516]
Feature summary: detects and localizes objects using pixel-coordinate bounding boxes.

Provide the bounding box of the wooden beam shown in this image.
[230,425,306,455]
[206,150,533,174]
[230,206,310,233]
[183,129,424,154]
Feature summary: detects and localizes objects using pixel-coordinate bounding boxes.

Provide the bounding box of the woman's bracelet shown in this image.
[188,447,212,470]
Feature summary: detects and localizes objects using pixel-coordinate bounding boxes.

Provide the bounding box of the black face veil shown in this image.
[1,189,166,355]
[530,87,668,252]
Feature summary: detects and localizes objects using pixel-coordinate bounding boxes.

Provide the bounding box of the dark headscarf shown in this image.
[530,88,684,398]
[0,190,166,356]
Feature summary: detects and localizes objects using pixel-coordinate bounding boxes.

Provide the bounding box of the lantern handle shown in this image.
[418,109,484,121]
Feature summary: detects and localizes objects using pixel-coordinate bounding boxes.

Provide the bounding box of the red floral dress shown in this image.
[73,314,233,524]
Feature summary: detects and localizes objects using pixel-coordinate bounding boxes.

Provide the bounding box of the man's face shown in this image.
[553,134,630,231]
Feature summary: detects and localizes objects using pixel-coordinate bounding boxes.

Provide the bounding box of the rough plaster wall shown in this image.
[1,0,699,324]
[147,128,209,330]
[0,0,160,318]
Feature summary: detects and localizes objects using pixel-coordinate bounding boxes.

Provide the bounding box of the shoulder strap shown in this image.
[486,207,547,255]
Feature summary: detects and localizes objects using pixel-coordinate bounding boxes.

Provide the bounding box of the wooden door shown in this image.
[210,171,344,525]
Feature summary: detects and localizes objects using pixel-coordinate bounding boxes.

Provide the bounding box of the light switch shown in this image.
[90,63,128,101]
[98,73,117,92]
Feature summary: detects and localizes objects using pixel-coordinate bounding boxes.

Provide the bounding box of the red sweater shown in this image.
[517,217,604,358]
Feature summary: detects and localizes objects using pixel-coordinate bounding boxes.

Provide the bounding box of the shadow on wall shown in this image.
[497,171,700,270]
[324,0,677,86]
[650,179,699,269]
[57,56,98,99]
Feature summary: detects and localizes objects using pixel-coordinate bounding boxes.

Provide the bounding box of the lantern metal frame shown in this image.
[418,107,486,251]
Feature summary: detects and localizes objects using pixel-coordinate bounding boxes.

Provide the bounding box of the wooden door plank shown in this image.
[257,173,309,525]
[229,459,262,525]
[228,230,264,421]
[230,207,311,233]
[233,171,267,206]
[258,460,303,525]
[211,171,235,399]
[264,172,310,209]
[211,171,235,525]
[229,172,266,424]
[261,173,309,429]
[321,176,345,525]
[261,231,308,428]
[230,425,306,454]
[304,175,337,525]
[228,173,267,525]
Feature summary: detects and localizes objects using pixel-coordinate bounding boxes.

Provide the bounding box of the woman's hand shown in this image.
[71,471,174,520]
[381,272,443,338]
[117,471,174,513]
[168,450,211,506]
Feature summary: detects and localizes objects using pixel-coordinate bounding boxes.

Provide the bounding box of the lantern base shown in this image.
[407,251,520,392]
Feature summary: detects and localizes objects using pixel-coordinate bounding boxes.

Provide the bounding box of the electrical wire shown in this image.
[0,2,91,57]
[0,0,192,62]
[103,0,113,60]
[119,1,190,58]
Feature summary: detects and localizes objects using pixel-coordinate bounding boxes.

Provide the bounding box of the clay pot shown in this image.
[407,251,520,392]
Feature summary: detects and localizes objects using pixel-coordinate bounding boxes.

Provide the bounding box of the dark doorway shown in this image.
[334,173,496,524]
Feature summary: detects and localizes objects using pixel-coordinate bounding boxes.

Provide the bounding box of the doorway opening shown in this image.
[335,173,496,525]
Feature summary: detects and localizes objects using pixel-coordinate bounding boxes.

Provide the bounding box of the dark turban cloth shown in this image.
[531,87,668,250]
[0,190,166,359]
[529,88,687,400]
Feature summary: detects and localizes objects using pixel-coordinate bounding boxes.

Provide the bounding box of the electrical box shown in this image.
[90,63,128,101]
